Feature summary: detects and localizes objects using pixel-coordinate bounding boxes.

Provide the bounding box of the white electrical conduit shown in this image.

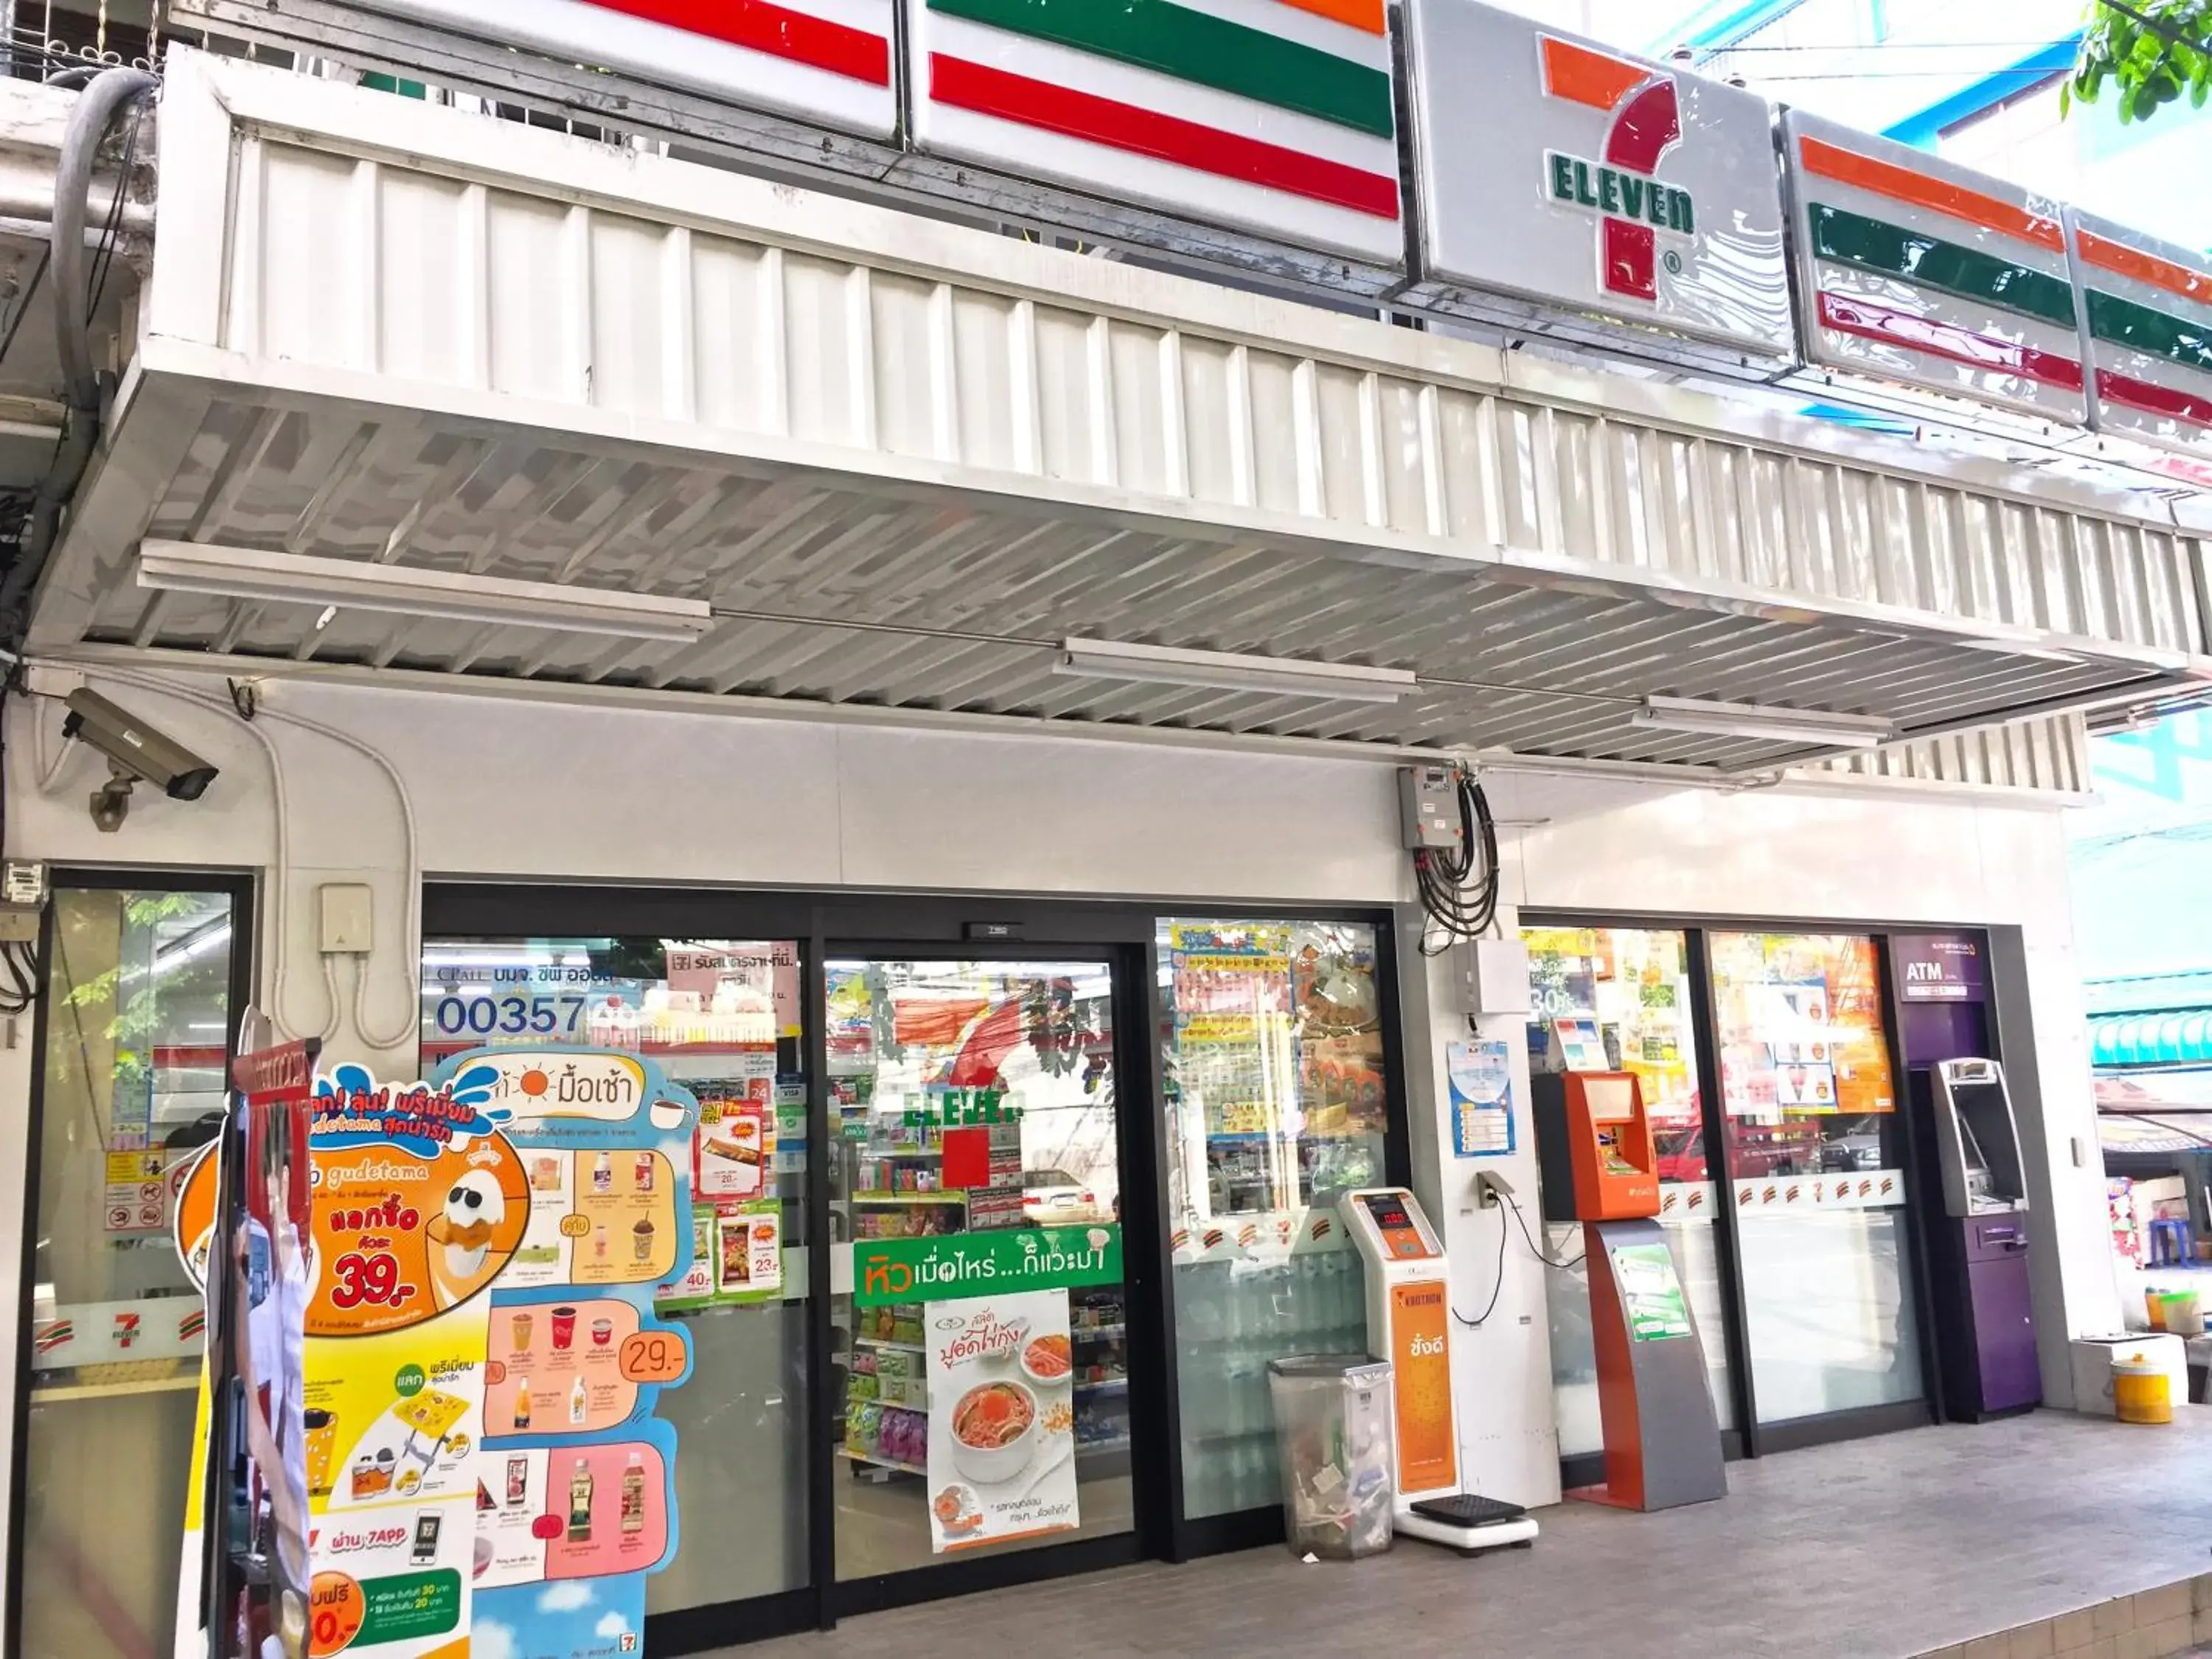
[49,670,422,1053]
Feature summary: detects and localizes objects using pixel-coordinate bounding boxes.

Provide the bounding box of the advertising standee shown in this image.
[175,1046,698,1659]
[175,1029,320,1659]
[432,1046,698,1659]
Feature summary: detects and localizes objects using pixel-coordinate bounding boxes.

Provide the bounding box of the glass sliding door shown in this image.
[21,880,246,1659]
[1708,931,1925,1425]
[1523,925,1734,1458]
[1158,918,1394,1521]
[418,935,813,1615]
[827,956,1130,1582]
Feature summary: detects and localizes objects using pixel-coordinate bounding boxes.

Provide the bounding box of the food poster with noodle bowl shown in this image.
[924,1288,1079,1552]
[431,1046,697,1659]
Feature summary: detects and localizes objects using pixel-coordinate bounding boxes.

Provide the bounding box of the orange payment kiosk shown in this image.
[1534,1073,1725,1513]
[1340,1189,1538,1552]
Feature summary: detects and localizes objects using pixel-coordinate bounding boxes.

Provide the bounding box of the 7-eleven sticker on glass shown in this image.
[1405,0,1790,354]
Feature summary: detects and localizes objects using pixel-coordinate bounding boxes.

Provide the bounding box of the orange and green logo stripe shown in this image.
[929,0,1393,136]
[1808,204,2076,330]
[1798,134,2061,251]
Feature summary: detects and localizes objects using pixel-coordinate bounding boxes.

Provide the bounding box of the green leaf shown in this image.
[2118,82,2135,122]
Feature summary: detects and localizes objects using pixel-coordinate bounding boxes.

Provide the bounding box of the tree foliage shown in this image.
[2067,1,2212,124]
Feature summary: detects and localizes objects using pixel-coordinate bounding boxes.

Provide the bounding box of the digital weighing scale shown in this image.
[1339,1187,1540,1552]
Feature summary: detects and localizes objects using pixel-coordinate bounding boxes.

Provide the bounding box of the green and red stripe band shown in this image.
[1818,292,2081,391]
[931,54,1400,218]
[1809,203,2076,330]
[2098,368,2212,431]
[588,0,890,85]
[928,0,1394,136]
[2086,288,2212,378]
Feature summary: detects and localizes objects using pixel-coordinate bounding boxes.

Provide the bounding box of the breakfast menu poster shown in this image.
[923,1289,1079,1554]
[431,1046,698,1659]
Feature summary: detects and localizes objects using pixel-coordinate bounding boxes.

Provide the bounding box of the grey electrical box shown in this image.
[1398,765,1462,850]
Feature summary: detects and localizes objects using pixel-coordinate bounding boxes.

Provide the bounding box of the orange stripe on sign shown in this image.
[1540,34,1649,112]
[2079,229,2212,309]
[1798,134,2062,252]
[1272,0,1385,34]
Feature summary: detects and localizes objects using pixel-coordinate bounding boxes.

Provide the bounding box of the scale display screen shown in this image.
[1360,1192,1413,1231]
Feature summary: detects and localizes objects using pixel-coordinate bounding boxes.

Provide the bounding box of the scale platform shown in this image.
[1398,1492,1540,1553]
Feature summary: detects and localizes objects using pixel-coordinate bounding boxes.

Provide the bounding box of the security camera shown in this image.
[60,688,219,832]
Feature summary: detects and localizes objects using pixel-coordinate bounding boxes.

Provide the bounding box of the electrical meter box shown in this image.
[1397,765,1462,850]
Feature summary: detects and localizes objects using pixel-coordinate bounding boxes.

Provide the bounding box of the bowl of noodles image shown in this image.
[949,1379,1038,1484]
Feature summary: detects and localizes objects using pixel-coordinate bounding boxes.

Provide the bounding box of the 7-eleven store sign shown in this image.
[1537,35,1692,304]
[1405,1,1792,358]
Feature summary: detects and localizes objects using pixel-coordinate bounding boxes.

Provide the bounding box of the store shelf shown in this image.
[1076,1435,1132,1457]
[838,1447,927,1478]
[853,1335,927,1353]
[1074,1377,1128,1397]
[850,1191,968,1205]
[1071,1324,1125,1341]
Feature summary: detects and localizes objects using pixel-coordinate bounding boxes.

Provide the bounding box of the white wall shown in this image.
[0,665,2115,1528]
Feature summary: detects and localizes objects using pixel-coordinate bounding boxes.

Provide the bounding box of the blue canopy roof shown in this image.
[2093,1010,2212,1069]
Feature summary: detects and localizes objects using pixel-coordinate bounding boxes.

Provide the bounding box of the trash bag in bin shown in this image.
[1266,1354,1396,1559]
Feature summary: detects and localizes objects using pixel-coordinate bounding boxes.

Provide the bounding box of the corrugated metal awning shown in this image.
[24,53,2212,778]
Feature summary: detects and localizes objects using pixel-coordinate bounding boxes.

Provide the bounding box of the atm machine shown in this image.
[1528,1071,1725,1512]
[1339,1187,1540,1552]
[1914,1059,2041,1419]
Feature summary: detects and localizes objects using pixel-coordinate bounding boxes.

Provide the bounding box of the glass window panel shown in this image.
[1160,919,1391,1520]
[828,958,1129,1580]
[418,936,810,1613]
[23,886,237,1659]
[1709,931,1923,1422]
[1523,925,1732,1453]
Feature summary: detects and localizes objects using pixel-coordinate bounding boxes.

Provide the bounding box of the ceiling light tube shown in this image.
[1633,695,1893,748]
[136,542,714,642]
[1054,637,1416,704]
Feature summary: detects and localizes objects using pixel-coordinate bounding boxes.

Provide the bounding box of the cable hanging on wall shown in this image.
[1415,763,1501,956]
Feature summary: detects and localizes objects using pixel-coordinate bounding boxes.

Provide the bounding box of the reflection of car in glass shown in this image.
[1022,1169,1107,1222]
[1655,1127,1708,1182]
[1820,1119,1887,1172]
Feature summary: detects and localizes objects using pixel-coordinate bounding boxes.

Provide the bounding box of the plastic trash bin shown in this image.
[1266,1354,1396,1559]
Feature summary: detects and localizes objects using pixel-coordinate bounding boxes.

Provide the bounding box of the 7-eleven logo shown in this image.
[1539,35,1692,303]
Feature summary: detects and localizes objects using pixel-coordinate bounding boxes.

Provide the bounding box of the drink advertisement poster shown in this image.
[922,1289,1080,1554]
[431,1047,697,1659]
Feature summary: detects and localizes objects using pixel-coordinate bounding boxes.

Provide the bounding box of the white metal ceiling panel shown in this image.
[27,50,2211,785]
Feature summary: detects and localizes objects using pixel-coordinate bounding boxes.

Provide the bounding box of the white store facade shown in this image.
[1,14,2207,1657]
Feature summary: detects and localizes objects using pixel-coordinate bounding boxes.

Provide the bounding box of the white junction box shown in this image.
[2070,1333,2185,1416]
[1457,938,1532,1017]
[318,883,375,953]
